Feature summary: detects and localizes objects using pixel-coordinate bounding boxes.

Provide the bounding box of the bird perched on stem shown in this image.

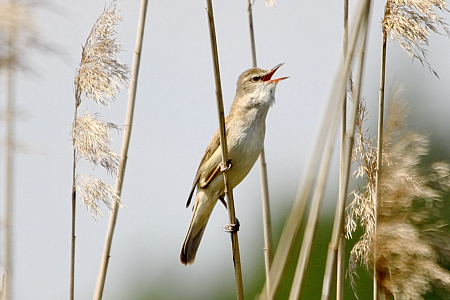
[180,63,288,265]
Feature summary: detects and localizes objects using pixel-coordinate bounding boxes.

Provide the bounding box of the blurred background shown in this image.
[1,0,450,299]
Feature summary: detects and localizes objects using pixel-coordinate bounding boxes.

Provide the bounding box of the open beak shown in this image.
[262,63,289,83]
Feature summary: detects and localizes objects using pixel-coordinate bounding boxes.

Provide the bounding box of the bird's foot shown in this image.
[223,218,240,233]
[220,159,232,172]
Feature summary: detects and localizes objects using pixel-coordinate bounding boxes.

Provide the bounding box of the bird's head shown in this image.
[234,63,288,110]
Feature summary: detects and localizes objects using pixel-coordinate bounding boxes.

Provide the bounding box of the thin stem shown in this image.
[206,1,244,299]
[336,236,345,299]
[260,148,273,294]
[70,114,77,300]
[247,0,257,68]
[337,1,348,298]
[374,28,387,300]
[71,74,80,300]
[4,15,15,300]
[246,0,274,295]
[0,273,4,300]
[93,1,148,299]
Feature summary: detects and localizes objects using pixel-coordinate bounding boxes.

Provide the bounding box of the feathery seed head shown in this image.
[72,111,120,176]
[346,92,450,298]
[76,174,122,218]
[74,1,129,107]
[383,0,449,76]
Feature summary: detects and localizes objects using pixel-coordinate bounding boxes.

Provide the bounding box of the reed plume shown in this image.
[76,174,121,218]
[345,97,377,282]
[72,111,120,177]
[346,94,450,299]
[74,2,128,107]
[383,0,450,75]
[72,0,127,219]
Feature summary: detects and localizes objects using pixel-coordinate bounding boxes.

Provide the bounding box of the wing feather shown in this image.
[186,128,221,208]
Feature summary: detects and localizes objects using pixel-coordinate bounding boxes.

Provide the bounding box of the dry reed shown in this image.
[71,2,128,299]
[245,0,274,295]
[72,111,120,176]
[346,95,450,299]
[72,0,127,219]
[93,0,148,298]
[205,0,243,298]
[74,2,128,107]
[383,0,450,76]
[76,174,122,218]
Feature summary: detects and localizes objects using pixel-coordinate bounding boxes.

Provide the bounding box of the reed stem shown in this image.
[336,1,348,298]
[206,1,244,298]
[70,110,77,300]
[4,13,15,299]
[93,1,148,299]
[246,0,274,296]
[374,28,387,300]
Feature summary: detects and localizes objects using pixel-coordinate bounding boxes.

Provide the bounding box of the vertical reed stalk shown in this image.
[4,14,15,300]
[205,1,244,299]
[246,0,274,296]
[247,0,257,68]
[260,148,273,294]
[70,106,78,300]
[93,1,148,299]
[374,28,387,300]
[337,2,348,298]
[0,273,4,300]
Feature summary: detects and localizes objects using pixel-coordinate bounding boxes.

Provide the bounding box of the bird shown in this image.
[180,63,288,265]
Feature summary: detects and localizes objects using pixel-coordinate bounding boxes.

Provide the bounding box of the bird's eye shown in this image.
[251,76,261,82]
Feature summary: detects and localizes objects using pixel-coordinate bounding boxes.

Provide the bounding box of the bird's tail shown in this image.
[180,191,216,265]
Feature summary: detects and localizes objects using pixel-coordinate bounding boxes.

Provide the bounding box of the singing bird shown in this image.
[180,64,288,265]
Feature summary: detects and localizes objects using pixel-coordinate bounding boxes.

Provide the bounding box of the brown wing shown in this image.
[186,128,221,208]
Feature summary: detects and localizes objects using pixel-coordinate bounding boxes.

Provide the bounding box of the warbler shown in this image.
[180,64,288,265]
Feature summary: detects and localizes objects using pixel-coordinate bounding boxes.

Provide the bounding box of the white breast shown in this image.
[225,112,266,188]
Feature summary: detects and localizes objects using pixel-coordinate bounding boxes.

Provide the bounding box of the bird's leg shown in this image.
[216,159,239,232]
[219,196,240,229]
